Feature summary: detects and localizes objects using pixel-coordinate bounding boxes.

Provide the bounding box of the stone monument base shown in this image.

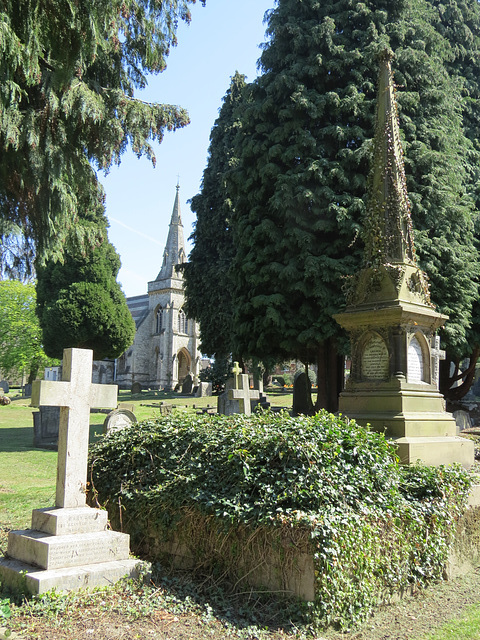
[394,436,474,468]
[0,507,148,594]
[338,380,475,468]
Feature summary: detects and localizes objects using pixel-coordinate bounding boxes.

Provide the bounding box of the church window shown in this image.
[155,306,163,333]
[178,308,188,334]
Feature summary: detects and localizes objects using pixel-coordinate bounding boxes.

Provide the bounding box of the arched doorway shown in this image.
[177,348,191,383]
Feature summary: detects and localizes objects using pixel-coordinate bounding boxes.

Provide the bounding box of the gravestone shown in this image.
[217,363,260,416]
[23,383,32,398]
[195,381,212,397]
[0,380,9,394]
[131,381,142,394]
[0,348,146,594]
[103,409,137,435]
[292,372,314,416]
[251,377,270,412]
[453,410,473,433]
[32,406,61,449]
[181,373,193,395]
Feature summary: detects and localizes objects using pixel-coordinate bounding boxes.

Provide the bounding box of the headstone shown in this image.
[103,409,137,435]
[131,381,142,394]
[453,410,473,433]
[292,372,314,416]
[217,362,260,416]
[181,373,193,395]
[0,380,9,394]
[195,382,213,397]
[23,383,32,398]
[0,348,147,594]
[32,406,61,449]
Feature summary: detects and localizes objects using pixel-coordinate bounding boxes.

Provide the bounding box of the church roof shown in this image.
[154,184,186,282]
[126,294,149,328]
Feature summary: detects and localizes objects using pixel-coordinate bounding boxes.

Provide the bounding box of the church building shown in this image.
[116,185,201,390]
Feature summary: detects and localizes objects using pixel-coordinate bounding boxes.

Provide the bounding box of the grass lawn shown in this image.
[0,387,294,535]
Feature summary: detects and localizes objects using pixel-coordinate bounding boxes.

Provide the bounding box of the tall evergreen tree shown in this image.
[183,72,248,360]
[229,0,479,410]
[0,0,205,262]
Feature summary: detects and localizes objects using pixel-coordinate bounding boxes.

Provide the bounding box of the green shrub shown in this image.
[88,410,471,630]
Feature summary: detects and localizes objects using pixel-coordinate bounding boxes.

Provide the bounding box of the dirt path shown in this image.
[3,567,480,640]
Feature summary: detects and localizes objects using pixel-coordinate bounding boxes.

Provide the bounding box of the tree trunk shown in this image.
[440,346,480,403]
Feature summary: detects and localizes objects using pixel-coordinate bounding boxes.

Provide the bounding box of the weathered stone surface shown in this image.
[181,373,193,394]
[0,557,148,595]
[103,409,137,435]
[31,507,108,536]
[32,348,118,509]
[0,348,140,596]
[7,529,130,570]
[334,54,473,468]
[131,381,142,394]
[32,406,60,449]
[195,382,212,397]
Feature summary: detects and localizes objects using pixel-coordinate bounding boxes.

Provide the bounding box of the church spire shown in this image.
[364,49,416,267]
[155,183,186,281]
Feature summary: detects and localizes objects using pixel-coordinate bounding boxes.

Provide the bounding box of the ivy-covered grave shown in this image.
[88,409,473,630]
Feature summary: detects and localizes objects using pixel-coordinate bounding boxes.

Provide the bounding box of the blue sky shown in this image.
[102,0,274,298]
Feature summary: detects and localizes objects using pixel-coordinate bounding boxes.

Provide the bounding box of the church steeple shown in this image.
[155,183,186,282]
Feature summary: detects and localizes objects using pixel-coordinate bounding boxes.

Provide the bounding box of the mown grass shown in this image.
[420,604,480,640]
[0,388,293,536]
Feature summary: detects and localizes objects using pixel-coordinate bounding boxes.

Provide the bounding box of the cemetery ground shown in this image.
[1,392,480,639]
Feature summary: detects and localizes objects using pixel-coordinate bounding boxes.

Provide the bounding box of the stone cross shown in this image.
[228,363,259,416]
[231,361,242,387]
[31,348,118,509]
[431,335,446,390]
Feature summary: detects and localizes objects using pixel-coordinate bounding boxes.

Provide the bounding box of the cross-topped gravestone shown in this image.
[227,363,260,417]
[32,348,118,508]
[431,335,446,390]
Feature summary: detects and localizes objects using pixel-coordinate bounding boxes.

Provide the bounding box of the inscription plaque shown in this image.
[408,336,424,383]
[361,335,389,380]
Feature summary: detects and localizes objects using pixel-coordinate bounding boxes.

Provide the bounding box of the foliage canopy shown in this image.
[0,0,205,261]
[0,280,58,383]
[36,238,136,360]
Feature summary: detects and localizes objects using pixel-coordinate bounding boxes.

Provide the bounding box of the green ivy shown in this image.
[88,410,471,630]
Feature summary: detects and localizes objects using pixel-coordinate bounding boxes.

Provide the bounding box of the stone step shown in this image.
[6,529,130,570]
[0,556,148,594]
[31,507,108,535]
